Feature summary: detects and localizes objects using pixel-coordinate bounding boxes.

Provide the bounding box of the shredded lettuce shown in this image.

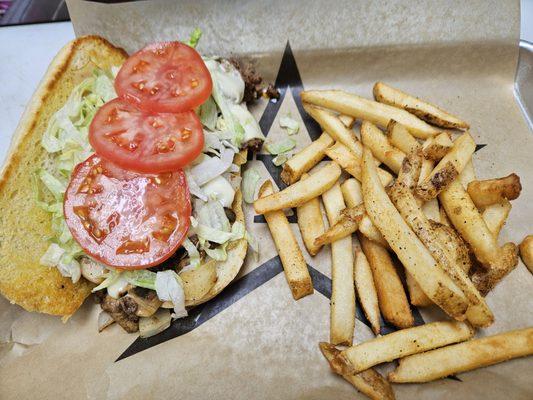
[185,27,202,48]
[230,103,265,145]
[272,153,289,166]
[155,270,187,318]
[279,114,300,135]
[200,176,235,208]
[92,269,122,292]
[124,270,157,290]
[198,96,218,131]
[242,168,261,203]
[189,147,235,186]
[37,69,117,282]
[182,238,201,269]
[265,138,296,155]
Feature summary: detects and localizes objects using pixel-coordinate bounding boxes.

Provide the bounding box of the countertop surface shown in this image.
[0,3,531,165]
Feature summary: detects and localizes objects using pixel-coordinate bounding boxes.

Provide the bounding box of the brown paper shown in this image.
[1,0,532,398]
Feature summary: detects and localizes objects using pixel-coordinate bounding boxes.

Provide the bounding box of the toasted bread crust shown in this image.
[0,36,127,316]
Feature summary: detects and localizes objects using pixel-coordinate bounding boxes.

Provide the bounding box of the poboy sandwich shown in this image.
[0,32,275,337]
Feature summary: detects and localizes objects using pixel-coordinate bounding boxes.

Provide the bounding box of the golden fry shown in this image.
[259,181,313,300]
[416,132,476,200]
[314,205,364,247]
[405,273,432,307]
[359,234,413,329]
[467,173,522,208]
[301,89,440,138]
[482,200,512,237]
[322,183,355,345]
[389,328,533,383]
[354,249,381,335]
[387,120,420,154]
[254,162,341,214]
[340,321,474,374]
[422,132,453,161]
[361,121,406,174]
[373,82,469,129]
[296,173,326,256]
[519,235,533,273]
[325,142,393,186]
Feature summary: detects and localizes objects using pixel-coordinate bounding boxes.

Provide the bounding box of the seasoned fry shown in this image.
[340,321,474,374]
[301,89,441,139]
[422,132,453,161]
[281,133,334,185]
[416,132,476,200]
[362,147,469,318]
[319,343,395,400]
[482,200,512,237]
[389,327,533,383]
[459,160,476,188]
[430,220,471,274]
[341,179,388,247]
[373,82,470,129]
[354,249,381,335]
[439,179,518,295]
[439,205,452,227]
[406,273,432,306]
[390,157,493,326]
[339,114,357,128]
[304,103,362,157]
[439,180,500,265]
[359,234,413,329]
[387,120,420,154]
[471,242,519,295]
[325,142,393,186]
[322,183,355,345]
[314,205,364,247]
[259,181,313,300]
[296,173,326,256]
[519,235,533,273]
[361,121,406,174]
[254,162,341,214]
[467,173,522,208]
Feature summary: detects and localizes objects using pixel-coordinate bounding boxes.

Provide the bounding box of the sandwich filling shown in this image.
[35,32,273,334]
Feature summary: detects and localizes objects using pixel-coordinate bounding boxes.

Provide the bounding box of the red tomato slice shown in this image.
[115,41,212,113]
[64,154,191,269]
[89,98,203,173]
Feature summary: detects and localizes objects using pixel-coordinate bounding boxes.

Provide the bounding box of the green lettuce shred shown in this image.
[186,27,202,48]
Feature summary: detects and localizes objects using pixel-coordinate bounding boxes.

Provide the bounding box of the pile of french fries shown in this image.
[253,82,533,399]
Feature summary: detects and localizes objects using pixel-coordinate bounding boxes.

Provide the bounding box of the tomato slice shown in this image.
[64,154,191,269]
[89,98,203,173]
[115,41,212,113]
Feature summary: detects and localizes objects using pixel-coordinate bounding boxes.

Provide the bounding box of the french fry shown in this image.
[322,183,355,345]
[296,173,326,256]
[389,327,533,383]
[373,82,470,129]
[439,179,501,265]
[470,242,518,295]
[281,133,334,185]
[301,89,440,139]
[354,249,381,335]
[439,179,518,295]
[314,205,365,247]
[325,142,393,186]
[439,205,452,227]
[254,162,341,214]
[280,115,355,185]
[416,132,476,200]
[482,200,512,237]
[319,343,395,400]
[340,321,474,374]
[359,234,413,329]
[259,180,313,300]
[459,160,476,188]
[390,157,493,326]
[406,273,432,307]
[386,120,420,154]
[361,121,406,174]
[422,132,453,161]
[467,173,522,208]
[430,220,472,274]
[341,179,388,247]
[519,235,533,273]
[303,103,362,157]
[361,147,469,319]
